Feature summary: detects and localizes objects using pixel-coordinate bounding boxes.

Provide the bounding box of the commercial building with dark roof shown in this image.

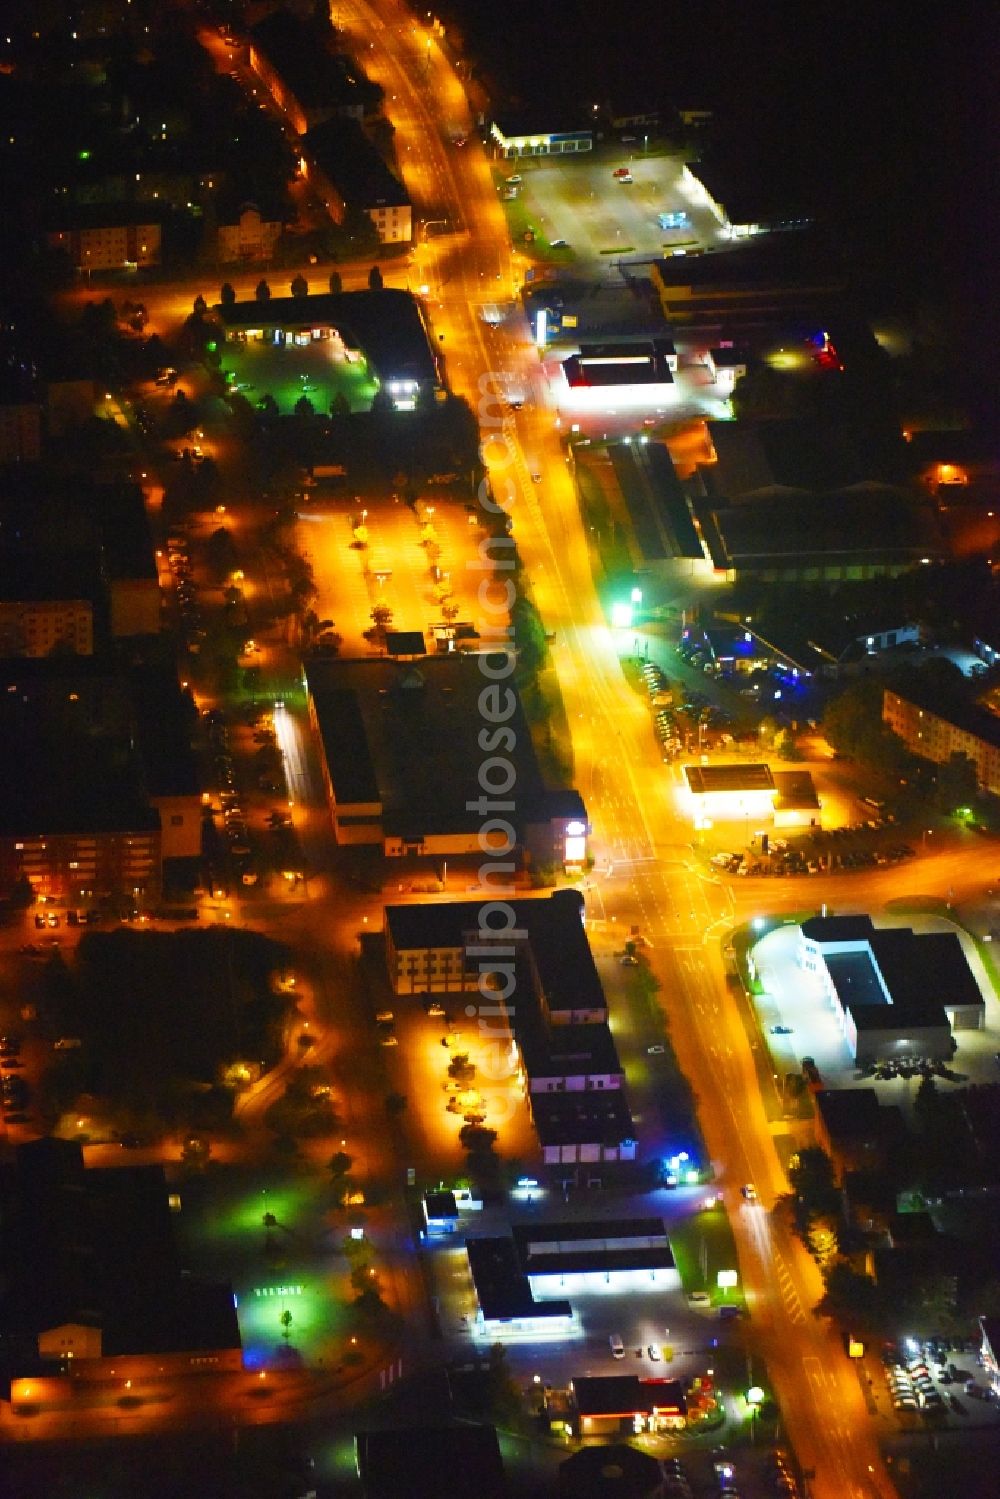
[569,1374,687,1436]
[214,288,439,402]
[799,915,985,1062]
[1,1139,240,1390]
[304,653,588,866]
[356,1424,507,1499]
[465,1236,573,1330]
[489,112,593,158]
[883,685,1000,798]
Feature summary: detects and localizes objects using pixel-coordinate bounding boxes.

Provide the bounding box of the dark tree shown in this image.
[290,274,308,299]
[328,269,343,295]
[220,282,236,306]
[255,279,271,302]
[193,294,207,315]
[368,265,384,291]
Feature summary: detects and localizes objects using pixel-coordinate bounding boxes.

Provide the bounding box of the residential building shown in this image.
[2,1139,240,1395]
[798,915,984,1063]
[0,658,199,898]
[302,116,412,245]
[47,207,162,272]
[249,11,382,135]
[0,557,95,657]
[215,201,285,265]
[883,686,1000,797]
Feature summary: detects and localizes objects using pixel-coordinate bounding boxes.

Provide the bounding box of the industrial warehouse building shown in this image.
[798,915,985,1062]
[306,653,589,868]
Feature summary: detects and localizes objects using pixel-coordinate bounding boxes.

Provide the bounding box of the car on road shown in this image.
[770,1025,793,1035]
[506,174,522,185]
[741,1183,758,1201]
[686,1291,711,1307]
[647,1044,666,1054]
[647,1343,661,1361]
[609,1333,625,1358]
[620,953,639,966]
[613,167,632,178]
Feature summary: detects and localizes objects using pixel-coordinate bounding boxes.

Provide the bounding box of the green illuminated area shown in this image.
[220,337,379,415]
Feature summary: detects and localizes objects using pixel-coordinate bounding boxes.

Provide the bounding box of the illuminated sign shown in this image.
[565,820,586,837]
[717,1269,738,1289]
[535,309,548,349]
[611,602,633,628]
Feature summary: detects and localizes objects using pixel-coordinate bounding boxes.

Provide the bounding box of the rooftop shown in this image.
[571,1374,686,1417]
[684,762,775,795]
[512,1219,673,1276]
[251,12,381,114]
[1,1140,239,1356]
[530,1089,635,1148]
[885,683,1000,751]
[712,487,940,567]
[465,1236,571,1323]
[384,891,606,1021]
[355,1424,506,1499]
[305,654,545,837]
[816,1087,884,1140]
[214,289,438,388]
[304,116,410,210]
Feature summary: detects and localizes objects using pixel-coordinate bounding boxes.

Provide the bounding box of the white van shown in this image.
[609,1334,625,1359]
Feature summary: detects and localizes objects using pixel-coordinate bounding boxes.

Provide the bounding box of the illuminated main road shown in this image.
[341,3,897,1494]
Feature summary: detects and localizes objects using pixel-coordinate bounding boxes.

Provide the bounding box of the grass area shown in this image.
[219,336,378,415]
[495,184,576,264]
[668,1205,746,1306]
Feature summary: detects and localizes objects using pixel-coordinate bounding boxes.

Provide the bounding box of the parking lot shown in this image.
[498,146,729,268]
[880,1336,1000,1429]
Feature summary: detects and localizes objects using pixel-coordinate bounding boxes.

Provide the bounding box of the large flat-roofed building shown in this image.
[384,891,635,1170]
[214,289,440,408]
[650,234,844,326]
[883,686,1000,797]
[683,762,790,829]
[799,915,984,1062]
[558,340,676,415]
[465,1236,574,1334]
[305,654,588,866]
[2,1139,240,1392]
[512,1218,677,1295]
[355,1425,507,1499]
[705,484,941,583]
[464,1218,675,1332]
[682,157,813,240]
